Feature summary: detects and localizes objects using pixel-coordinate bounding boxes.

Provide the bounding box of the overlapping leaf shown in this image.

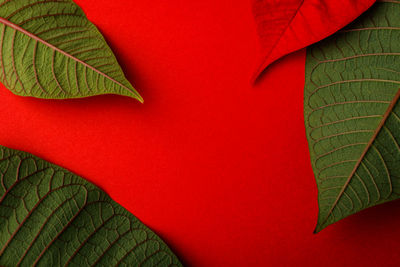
[0,145,181,266]
[252,0,375,80]
[0,0,142,101]
[304,0,400,232]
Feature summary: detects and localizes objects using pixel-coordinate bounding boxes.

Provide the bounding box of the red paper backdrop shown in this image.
[1,0,400,266]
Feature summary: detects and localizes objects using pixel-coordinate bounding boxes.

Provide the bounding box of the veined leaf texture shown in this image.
[305,0,400,232]
[252,0,375,79]
[0,145,182,266]
[0,0,142,101]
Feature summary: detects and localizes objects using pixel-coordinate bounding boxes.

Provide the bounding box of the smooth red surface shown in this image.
[1,1,400,266]
[253,0,375,79]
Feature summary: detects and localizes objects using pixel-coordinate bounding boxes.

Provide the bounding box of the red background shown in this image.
[1,0,400,266]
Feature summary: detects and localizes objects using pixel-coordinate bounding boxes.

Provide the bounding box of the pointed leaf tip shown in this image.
[305,1,400,231]
[252,0,376,80]
[0,0,140,100]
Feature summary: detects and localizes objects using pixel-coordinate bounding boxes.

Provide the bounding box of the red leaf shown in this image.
[253,0,376,81]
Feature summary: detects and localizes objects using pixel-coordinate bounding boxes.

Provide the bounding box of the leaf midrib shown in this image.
[0,16,143,102]
[319,88,400,231]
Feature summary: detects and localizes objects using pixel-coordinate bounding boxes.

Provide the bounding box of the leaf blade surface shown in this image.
[0,145,181,266]
[304,0,400,232]
[253,0,375,80]
[0,0,142,101]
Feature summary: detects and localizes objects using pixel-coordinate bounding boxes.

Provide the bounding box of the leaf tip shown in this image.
[125,88,144,103]
[251,61,268,85]
[136,94,144,104]
[313,227,321,234]
[314,218,329,234]
[251,54,277,84]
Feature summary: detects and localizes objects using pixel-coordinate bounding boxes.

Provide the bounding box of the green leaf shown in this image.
[304,0,400,233]
[0,145,181,266]
[0,0,142,102]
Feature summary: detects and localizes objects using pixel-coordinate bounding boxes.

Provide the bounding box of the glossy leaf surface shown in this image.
[0,145,181,266]
[304,0,400,232]
[0,0,142,101]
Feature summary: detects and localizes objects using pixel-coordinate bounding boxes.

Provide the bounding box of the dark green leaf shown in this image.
[0,145,181,266]
[0,0,142,101]
[304,0,400,232]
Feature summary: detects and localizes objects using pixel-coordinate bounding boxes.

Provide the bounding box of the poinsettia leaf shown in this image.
[304,0,400,232]
[0,0,142,101]
[0,145,181,266]
[252,0,375,80]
